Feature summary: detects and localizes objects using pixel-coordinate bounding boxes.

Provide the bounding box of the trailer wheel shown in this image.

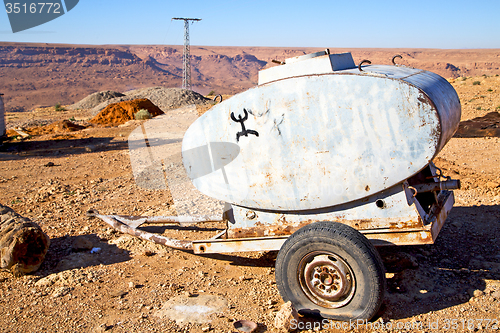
[275,221,385,321]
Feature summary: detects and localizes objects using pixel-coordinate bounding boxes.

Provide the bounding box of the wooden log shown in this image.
[0,203,50,276]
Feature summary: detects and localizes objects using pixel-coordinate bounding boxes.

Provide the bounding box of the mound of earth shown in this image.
[90,98,163,126]
[68,90,125,110]
[24,120,86,136]
[90,87,211,115]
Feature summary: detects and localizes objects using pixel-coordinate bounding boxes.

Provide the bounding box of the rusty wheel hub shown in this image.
[299,252,355,308]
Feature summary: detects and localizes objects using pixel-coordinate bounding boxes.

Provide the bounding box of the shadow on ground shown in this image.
[37,233,131,275]
[375,204,500,320]
[0,137,129,160]
[454,111,500,138]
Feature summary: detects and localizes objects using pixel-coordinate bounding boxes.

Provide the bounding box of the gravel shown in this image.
[89,87,210,115]
[67,91,125,111]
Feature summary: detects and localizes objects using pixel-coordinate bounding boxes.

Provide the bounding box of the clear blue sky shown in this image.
[1,0,499,48]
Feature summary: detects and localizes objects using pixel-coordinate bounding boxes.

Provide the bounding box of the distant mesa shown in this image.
[0,42,499,112]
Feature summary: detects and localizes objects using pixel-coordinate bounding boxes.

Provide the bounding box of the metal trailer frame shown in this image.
[88,163,459,254]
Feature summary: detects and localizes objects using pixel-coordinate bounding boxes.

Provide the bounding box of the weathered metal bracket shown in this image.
[193,236,289,254]
[87,189,454,252]
[87,209,224,251]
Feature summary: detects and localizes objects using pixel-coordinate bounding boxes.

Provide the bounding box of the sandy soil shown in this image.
[0,76,500,332]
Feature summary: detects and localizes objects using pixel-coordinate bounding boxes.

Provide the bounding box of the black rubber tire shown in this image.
[275,221,386,321]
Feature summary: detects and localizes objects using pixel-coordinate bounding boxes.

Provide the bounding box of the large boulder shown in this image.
[0,203,50,276]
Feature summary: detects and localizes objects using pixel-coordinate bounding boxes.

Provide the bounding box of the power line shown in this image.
[172,18,201,90]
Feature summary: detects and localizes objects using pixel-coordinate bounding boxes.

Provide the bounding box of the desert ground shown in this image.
[1,44,500,332]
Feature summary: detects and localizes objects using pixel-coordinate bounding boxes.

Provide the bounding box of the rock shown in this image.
[128,282,136,289]
[491,290,500,299]
[35,275,56,288]
[109,290,127,298]
[233,320,258,333]
[52,286,71,298]
[72,236,93,251]
[274,301,299,332]
[473,289,484,298]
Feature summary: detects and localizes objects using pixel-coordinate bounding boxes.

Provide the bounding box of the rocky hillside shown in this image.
[1,42,499,112]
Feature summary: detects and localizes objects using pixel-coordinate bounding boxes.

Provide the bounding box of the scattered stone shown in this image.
[109,290,127,298]
[72,236,93,251]
[274,301,299,332]
[35,275,56,288]
[44,162,55,167]
[128,282,136,289]
[52,286,71,298]
[473,289,484,298]
[233,320,258,333]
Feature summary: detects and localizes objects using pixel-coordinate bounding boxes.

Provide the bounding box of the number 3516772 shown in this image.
[5,3,62,14]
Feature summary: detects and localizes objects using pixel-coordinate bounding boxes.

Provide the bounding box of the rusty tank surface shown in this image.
[90,50,461,321]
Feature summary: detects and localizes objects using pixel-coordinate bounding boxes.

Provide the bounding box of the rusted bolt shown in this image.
[365,185,370,192]
[246,210,256,219]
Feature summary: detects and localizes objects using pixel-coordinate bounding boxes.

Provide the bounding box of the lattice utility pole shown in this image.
[172,18,201,90]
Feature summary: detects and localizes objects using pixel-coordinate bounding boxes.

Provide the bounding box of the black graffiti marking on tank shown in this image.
[231,108,259,142]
